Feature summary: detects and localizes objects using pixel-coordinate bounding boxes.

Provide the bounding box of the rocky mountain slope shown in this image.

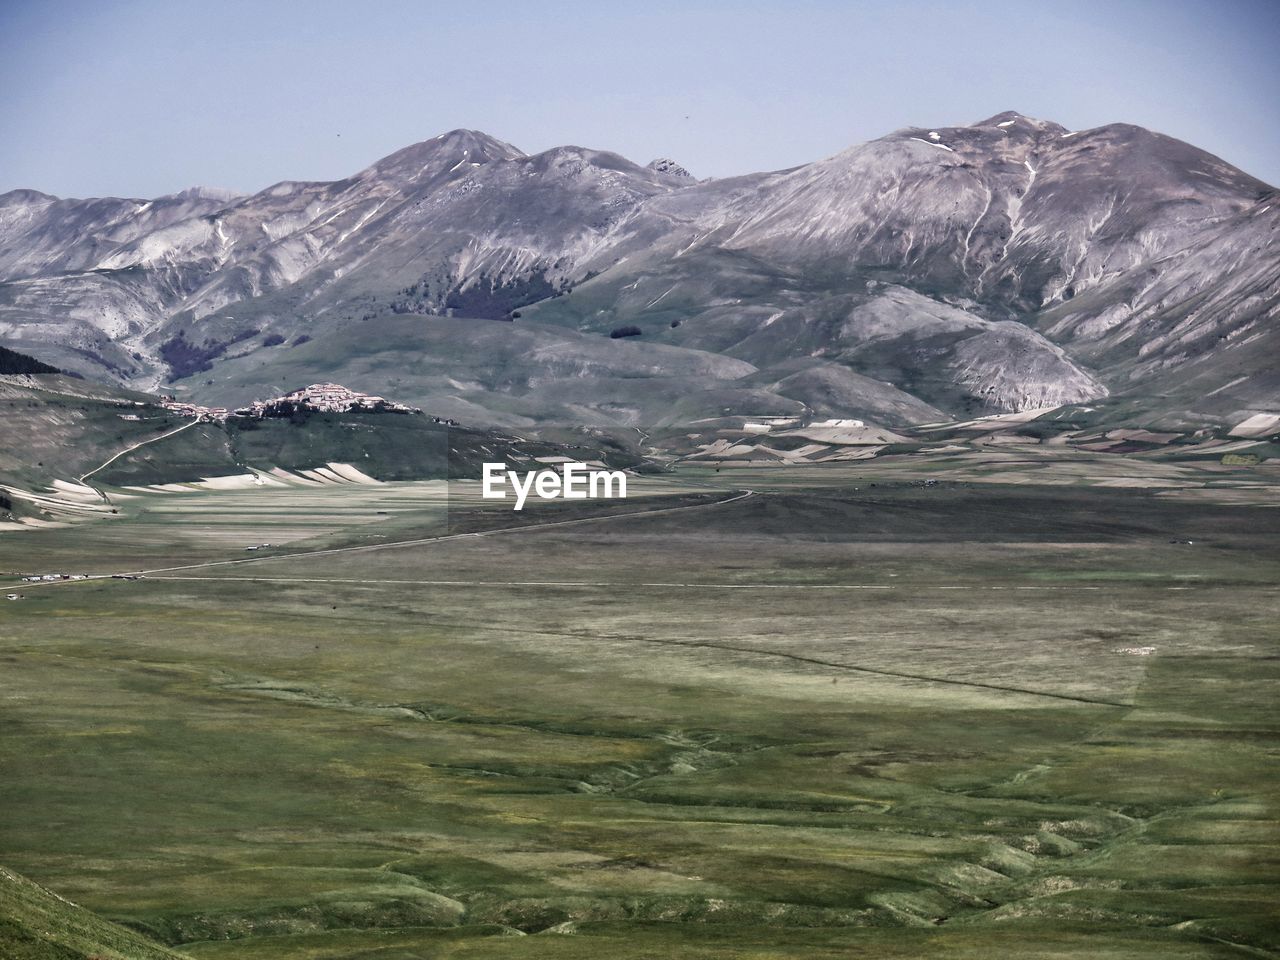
[1,113,1274,429]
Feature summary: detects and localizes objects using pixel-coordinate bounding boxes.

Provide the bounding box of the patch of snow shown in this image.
[997,120,1016,128]
[928,131,941,141]
[645,285,676,309]
[1060,131,1080,138]
[334,198,390,247]
[673,232,706,259]
[909,137,955,153]
[1204,375,1248,398]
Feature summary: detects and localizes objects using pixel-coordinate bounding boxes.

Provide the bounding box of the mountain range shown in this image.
[2,111,1275,432]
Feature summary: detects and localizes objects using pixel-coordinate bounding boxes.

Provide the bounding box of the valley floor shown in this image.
[1,459,1277,958]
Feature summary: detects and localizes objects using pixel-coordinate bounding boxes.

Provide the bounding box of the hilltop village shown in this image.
[234,382,421,418]
[158,383,433,422]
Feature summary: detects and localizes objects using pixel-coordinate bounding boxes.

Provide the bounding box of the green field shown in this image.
[1,459,1277,958]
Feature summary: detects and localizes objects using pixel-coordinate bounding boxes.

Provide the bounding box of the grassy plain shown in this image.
[0,454,1277,958]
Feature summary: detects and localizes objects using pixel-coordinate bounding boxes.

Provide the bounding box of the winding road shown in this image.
[78,418,201,484]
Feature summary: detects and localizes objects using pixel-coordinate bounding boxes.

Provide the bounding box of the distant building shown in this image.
[158,398,231,421]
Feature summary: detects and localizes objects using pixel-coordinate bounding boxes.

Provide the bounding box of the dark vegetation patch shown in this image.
[0,345,58,375]
[610,325,643,339]
[261,333,286,347]
[160,329,259,380]
[444,271,566,321]
[291,335,312,347]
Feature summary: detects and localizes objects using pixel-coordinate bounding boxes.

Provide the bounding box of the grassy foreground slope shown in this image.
[0,865,188,960]
[1,464,1277,958]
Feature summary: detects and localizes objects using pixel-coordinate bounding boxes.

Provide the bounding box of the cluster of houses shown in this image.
[234,383,422,417]
[11,571,89,598]
[152,383,423,421]
[159,397,232,421]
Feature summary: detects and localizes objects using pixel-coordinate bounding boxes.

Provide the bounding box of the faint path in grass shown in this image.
[78,418,200,484]
[139,575,1239,594]
[133,488,755,575]
[154,575,902,588]
[430,615,1136,708]
[200,601,1131,709]
[591,635,1135,709]
[19,489,755,581]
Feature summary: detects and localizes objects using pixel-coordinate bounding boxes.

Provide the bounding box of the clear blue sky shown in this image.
[3,0,1277,198]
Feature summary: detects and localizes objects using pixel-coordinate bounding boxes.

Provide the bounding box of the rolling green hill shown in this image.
[1,865,189,960]
[0,372,644,526]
